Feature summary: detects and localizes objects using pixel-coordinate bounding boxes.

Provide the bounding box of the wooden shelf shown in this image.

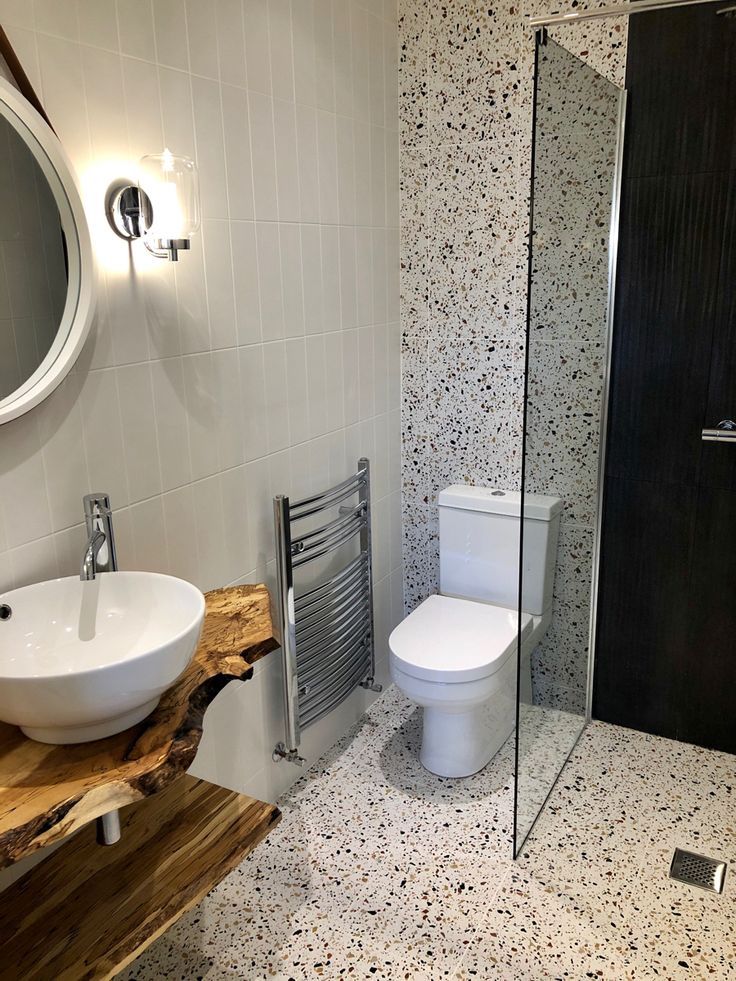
[0,774,281,981]
[0,584,279,867]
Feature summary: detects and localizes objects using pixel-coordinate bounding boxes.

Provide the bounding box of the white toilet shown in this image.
[389,485,563,778]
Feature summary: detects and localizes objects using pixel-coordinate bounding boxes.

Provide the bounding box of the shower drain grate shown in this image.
[669,848,727,894]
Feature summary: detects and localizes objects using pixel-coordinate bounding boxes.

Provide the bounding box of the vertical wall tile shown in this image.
[150,357,193,491]
[0,0,34,30]
[323,332,344,431]
[174,241,211,355]
[186,0,219,79]
[268,0,295,103]
[35,0,79,40]
[211,348,245,471]
[117,0,156,61]
[162,484,199,583]
[191,474,227,590]
[80,368,130,507]
[152,0,188,70]
[159,66,197,159]
[0,413,52,548]
[231,220,262,345]
[77,0,119,51]
[255,222,285,341]
[248,90,279,220]
[244,0,271,94]
[284,338,310,445]
[216,0,247,89]
[37,374,89,533]
[313,0,335,112]
[295,104,320,223]
[291,0,316,108]
[357,326,375,420]
[305,334,327,437]
[129,495,169,573]
[239,344,269,462]
[192,76,229,219]
[342,328,360,427]
[339,227,358,331]
[316,109,339,225]
[11,537,58,589]
[117,362,163,503]
[336,115,357,226]
[273,99,301,221]
[182,352,220,480]
[220,464,254,582]
[202,218,238,350]
[279,223,305,338]
[355,227,373,326]
[333,0,353,117]
[320,225,341,333]
[221,84,255,220]
[121,56,163,161]
[300,224,323,334]
[262,341,290,451]
[36,35,92,173]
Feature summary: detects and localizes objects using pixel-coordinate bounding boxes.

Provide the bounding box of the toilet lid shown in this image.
[389,594,533,683]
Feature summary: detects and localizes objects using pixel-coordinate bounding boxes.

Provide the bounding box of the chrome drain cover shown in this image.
[670,848,727,894]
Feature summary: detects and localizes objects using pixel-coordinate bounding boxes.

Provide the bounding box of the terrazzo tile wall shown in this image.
[398,0,628,711]
[0,0,400,810]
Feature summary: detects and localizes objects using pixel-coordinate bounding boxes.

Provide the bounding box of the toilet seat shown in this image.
[389,594,533,684]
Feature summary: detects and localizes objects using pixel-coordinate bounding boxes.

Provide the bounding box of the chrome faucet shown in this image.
[80,493,118,581]
[81,529,106,581]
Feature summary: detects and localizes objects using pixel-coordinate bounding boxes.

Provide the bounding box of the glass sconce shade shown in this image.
[138,150,200,256]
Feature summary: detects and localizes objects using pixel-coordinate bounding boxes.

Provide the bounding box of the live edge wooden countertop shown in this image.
[0,583,279,868]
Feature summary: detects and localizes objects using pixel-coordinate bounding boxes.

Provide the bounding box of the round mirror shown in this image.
[0,76,94,424]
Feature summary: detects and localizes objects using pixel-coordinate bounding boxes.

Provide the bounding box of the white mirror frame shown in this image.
[0,76,95,425]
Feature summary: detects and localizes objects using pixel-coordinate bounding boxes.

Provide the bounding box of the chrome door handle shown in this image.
[702,419,736,442]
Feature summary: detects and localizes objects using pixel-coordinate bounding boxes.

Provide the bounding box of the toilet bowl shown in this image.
[390,595,549,776]
[389,486,561,778]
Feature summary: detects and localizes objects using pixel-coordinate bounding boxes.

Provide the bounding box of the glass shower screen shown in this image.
[514,35,625,856]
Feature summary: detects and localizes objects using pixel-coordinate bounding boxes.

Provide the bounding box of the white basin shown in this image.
[0,572,205,744]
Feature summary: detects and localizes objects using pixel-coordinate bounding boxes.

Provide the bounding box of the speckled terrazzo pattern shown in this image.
[120,686,736,980]
[399,1,628,716]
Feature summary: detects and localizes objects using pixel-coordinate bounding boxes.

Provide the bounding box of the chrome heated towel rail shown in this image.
[272,458,381,765]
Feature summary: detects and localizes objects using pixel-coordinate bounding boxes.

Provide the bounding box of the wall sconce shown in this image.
[107,149,200,261]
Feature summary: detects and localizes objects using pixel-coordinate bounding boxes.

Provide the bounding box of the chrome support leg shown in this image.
[96,809,121,845]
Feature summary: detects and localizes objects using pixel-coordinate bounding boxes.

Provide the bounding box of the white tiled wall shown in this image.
[0,0,401,805]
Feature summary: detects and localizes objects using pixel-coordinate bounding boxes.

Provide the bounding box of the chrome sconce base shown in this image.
[106,183,190,262]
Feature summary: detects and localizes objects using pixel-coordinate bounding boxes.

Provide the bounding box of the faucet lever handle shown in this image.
[82,493,117,574]
[83,492,112,519]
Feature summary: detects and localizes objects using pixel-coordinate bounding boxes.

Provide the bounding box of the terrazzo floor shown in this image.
[121,686,736,980]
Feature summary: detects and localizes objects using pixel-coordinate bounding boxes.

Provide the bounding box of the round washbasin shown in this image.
[0,571,205,744]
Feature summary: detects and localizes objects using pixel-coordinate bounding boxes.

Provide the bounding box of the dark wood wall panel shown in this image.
[605,173,727,486]
[624,3,736,179]
[595,476,696,736]
[594,5,736,751]
[702,174,736,492]
[680,485,736,752]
